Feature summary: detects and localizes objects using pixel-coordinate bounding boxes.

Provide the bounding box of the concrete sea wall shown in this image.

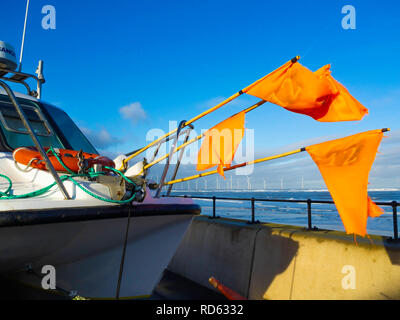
[167,216,400,300]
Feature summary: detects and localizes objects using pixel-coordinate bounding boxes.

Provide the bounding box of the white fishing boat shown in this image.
[0,39,200,299]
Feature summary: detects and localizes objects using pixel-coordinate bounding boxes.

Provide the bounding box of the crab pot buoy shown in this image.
[0,41,17,71]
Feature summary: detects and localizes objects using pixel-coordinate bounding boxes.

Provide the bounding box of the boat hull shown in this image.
[0,203,200,299]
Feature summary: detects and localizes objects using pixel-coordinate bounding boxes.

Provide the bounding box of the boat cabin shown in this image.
[0,92,97,154]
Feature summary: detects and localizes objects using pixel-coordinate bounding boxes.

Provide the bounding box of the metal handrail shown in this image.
[0,80,70,200]
[148,127,193,164]
[165,194,400,240]
[166,124,194,196]
[155,120,194,198]
[0,66,43,98]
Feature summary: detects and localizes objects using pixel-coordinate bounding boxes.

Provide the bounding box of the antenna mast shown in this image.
[19,0,30,72]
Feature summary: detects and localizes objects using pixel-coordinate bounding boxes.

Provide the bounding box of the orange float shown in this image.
[13,146,115,173]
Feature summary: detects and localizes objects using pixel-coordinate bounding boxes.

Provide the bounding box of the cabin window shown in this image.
[0,96,64,151]
[40,103,98,154]
[0,101,51,136]
[0,94,98,154]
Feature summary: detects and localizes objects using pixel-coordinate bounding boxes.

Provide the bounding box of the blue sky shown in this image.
[2,0,400,189]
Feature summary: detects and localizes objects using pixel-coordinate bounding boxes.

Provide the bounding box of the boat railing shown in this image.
[0,79,71,200]
[164,194,400,241]
[151,121,194,198]
[0,63,44,99]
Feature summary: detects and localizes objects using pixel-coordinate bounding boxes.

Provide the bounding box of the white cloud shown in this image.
[81,127,123,150]
[119,102,147,124]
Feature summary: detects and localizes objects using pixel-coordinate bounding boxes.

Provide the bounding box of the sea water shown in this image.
[170,190,400,237]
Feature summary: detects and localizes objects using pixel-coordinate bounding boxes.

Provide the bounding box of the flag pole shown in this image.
[163,128,390,186]
[142,99,267,172]
[119,92,241,170]
[119,56,301,170]
[164,148,305,186]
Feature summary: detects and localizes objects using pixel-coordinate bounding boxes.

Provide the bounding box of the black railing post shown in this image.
[392,201,398,240]
[251,198,255,223]
[247,197,259,224]
[213,196,216,218]
[307,199,312,230]
[209,196,219,219]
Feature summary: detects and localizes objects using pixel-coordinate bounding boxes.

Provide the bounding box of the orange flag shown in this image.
[243,59,300,102]
[313,65,368,122]
[306,130,385,237]
[244,61,368,122]
[197,111,246,178]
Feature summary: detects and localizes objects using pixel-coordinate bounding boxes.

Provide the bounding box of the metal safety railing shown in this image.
[165,194,400,240]
[154,121,193,197]
[0,62,45,99]
[0,79,70,200]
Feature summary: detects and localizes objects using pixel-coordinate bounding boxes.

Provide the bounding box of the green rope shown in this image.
[0,149,139,203]
[46,147,139,203]
[46,147,75,175]
[0,176,65,200]
[0,174,12,197]
[104,166,136,185]
[66,175,137,204]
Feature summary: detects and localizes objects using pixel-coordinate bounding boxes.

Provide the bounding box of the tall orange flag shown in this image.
[197,111,246,178]
[306,130,385,237]
[244,60,368,122]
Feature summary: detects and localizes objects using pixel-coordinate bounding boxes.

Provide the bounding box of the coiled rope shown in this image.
[0,147,139,204]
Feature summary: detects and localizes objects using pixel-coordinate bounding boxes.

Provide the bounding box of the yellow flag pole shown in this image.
[119,56,301,170]
[143,99,267,172]
[164,148,305,186]
[164,127,390,186]
[119,92,241,170]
